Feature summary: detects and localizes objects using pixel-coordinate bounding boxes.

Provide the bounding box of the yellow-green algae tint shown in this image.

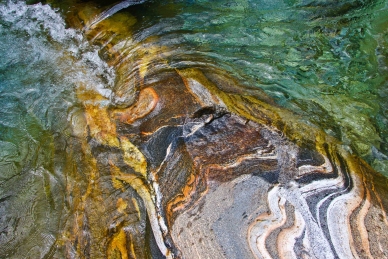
[55,0,388,177]
[0,0,385,205]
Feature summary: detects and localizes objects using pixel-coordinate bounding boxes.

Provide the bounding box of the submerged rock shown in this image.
[60,5,388,256]
[70,66,388,258]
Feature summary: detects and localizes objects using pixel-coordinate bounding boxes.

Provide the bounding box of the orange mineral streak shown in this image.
[112,87,159,124]
[74,84,155,257]
[356,183,373,258]
[166,169,201,227]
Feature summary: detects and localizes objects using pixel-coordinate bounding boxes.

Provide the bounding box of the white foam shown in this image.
[0,0,116,107]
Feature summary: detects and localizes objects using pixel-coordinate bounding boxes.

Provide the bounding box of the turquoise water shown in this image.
[127,0,388,174]
[1,0,387,174]
[55,0,387,172]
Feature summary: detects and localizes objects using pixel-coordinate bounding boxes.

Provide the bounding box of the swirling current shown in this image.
[1,0,388,258]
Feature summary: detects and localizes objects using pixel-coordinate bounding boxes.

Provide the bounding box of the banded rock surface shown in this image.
[63,6,388,257]
[71,65,388,259]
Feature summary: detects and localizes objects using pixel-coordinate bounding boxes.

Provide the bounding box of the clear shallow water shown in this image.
[125,0,388,173]
[0,1,116,257]
[36,0,388,172]
[53,0,388,173]
[0,0,388,257]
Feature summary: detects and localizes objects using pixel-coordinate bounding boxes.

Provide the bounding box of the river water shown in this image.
[0,0,388,258]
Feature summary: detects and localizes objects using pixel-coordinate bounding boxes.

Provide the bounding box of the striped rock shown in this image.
[68,66,388,258]
[56,4,388,258]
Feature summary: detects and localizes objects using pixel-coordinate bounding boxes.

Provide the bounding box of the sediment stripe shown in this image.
[277,210,305,259]
[248,186,287,259]
[326,171,362,259]
[355,183,373,258]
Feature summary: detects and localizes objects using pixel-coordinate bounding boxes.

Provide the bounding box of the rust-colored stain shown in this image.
[112,87,159,124]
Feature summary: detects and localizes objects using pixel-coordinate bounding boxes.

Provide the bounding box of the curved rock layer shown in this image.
[67,63,388,259]
[57,5,388,258]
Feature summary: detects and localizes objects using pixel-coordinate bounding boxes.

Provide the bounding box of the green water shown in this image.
[127,0,388,174]
[52,0,388,173]
[1,0,387,173]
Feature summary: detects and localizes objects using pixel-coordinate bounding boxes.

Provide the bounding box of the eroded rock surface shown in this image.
[70,66,388,258]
